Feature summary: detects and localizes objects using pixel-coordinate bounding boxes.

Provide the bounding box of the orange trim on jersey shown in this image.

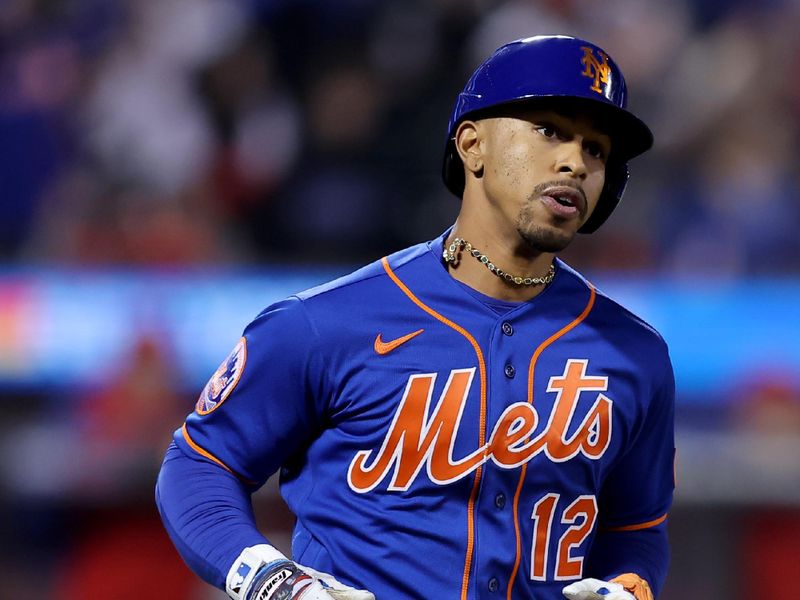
[181,423,235,474]
[506,284,596,600]
[381,257,487,600]
[601,513,668,532]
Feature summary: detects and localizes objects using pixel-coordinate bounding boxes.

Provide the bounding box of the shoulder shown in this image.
[595,287,669,353]
[294,239,434,308]
[557,260,671,365]
[245,240,436,336]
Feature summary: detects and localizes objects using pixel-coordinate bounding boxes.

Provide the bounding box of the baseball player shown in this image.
[157,35,674,600]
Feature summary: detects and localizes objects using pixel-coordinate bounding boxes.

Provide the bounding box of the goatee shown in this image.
[516,180,584,252]
[516,209,576,253]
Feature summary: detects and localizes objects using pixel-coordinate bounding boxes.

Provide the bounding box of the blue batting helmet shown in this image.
[442,35,653,234]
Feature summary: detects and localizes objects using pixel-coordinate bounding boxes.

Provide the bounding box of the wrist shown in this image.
[245,560,310,600]
[226,544,289,600]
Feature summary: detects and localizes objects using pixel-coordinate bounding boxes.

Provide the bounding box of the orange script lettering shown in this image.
[347,360,612,493]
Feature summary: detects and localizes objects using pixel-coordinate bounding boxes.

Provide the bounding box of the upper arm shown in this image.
[176,296,330,485]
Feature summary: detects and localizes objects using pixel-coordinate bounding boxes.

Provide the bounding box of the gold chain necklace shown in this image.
[443,237,556,287]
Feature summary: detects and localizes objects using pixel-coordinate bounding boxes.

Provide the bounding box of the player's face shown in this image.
[477,108,610,253]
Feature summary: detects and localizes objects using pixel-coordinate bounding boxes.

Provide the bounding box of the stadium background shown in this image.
[1,0,799,598]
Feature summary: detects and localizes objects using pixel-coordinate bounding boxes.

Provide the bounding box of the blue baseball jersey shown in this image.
[174,230,675,599]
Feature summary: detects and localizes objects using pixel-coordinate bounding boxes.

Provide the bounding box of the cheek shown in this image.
[585,170,606,210]
[485,139,541,194]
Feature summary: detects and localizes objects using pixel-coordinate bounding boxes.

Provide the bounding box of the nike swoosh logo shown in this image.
[374,329,424,355]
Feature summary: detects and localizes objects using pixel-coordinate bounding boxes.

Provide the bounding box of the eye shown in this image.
[535,124,558,138]
[584,140,607,161]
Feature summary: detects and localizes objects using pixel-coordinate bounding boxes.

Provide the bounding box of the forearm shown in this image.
[585,523,669,597]
[155,442,270,589]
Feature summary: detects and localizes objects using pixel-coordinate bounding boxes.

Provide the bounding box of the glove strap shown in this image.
[246,560,314,600]
[227,544,289,600]
[610,573,654,600]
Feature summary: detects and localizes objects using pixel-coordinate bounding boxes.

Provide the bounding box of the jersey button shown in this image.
[502,321,514,336]
[494,493,506,509]
[488,577,499,592]
[504,364,515,378]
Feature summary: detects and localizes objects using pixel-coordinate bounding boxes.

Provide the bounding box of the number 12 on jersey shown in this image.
[530,494,598,581]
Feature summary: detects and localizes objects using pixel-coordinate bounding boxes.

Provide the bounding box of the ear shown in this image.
[454,120,484,177]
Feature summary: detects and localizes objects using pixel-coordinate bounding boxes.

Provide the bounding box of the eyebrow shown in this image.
[534,113,611,144]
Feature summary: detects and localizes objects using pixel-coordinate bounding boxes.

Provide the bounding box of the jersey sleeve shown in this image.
[175,296,330,485]
[588,352,676,593]
[599,354,675,529]
[586,522,669,597]
[156,441,268,589]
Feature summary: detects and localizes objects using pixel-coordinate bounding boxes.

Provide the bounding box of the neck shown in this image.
[445,220,556,302]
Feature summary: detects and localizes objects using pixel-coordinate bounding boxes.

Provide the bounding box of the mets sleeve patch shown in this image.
[196,337,247,415]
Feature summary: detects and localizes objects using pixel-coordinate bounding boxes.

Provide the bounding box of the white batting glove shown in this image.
[562,578,636,600]
[226,544,375,600]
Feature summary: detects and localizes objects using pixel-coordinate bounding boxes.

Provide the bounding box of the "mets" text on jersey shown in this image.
[347,359,612,493]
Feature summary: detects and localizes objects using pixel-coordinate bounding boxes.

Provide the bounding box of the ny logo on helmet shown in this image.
[580,46,611,94]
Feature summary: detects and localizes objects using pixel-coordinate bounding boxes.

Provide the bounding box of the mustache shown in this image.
[529,179,588,214]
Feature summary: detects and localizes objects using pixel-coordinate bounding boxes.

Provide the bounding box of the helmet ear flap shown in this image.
[442,139,465,198]
[579,162,629,234]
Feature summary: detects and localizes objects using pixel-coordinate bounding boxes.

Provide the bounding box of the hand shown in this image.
[293,563,375,600]
[227,545,374,600]
[562,578,636,600]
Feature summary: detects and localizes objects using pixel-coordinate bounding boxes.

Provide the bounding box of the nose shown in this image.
[554,140,587,181]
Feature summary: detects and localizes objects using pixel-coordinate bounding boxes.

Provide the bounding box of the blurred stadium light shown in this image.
[1,270,797,401]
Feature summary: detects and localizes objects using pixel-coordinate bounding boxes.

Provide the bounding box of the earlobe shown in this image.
[455,121,484,176]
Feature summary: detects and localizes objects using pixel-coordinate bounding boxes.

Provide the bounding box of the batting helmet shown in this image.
[442,35,653,234]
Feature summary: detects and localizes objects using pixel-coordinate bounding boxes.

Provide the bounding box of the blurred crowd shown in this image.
[2,0,800,272]
[2,1,800,598]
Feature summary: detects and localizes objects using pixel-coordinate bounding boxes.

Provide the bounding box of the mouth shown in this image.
[539,185,586,219]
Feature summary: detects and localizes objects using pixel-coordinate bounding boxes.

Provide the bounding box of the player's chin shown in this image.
[518,221,578,253]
